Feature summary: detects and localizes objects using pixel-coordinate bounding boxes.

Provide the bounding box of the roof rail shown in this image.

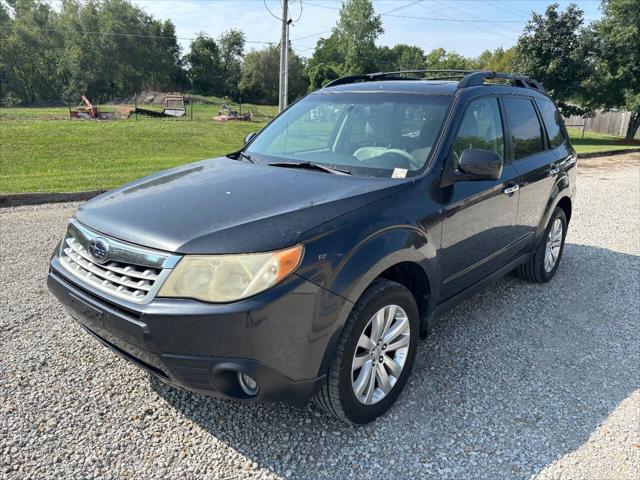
[457,70,546,92]
[323,69,545,93]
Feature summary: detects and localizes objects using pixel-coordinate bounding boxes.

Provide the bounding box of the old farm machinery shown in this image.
[133,94,186,118]
[69,96,114,120]
[213,102,251,122]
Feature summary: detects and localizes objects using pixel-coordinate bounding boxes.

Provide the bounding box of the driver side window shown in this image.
[452,97,504,169]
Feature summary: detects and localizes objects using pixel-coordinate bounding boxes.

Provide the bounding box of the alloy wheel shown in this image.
[544,218,563,272]
[351,304,411,405]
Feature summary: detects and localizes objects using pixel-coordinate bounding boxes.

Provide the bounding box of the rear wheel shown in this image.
[313,279,419,424]
[517,207,567,283]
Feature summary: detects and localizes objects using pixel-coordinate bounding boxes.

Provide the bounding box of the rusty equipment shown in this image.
[69,96,112,120]
[213,103,251,122]
[133,94,186,118]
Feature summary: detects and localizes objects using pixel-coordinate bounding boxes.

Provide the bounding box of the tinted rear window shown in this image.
[536,97,567,148]
[503,97,544,160]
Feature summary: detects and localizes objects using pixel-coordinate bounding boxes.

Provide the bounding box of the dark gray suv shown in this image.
[48,70,576,424]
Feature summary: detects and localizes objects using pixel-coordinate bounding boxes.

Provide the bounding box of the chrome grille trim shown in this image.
[59,219,181,304]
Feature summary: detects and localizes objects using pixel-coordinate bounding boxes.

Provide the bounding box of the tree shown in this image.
[1,0,189,104]
[185,33,222,96]
[333,0,383,74]
[1,0,65,103]
[580,0,640,140]
[514,3,588,114]
[474,47,517,73]
[376,44,426,72]
[239,45,308,104]
[307,63,338,92]
[218,29,245,98]
[308,33,344,71]
[426,48,473,70]
[287,48,309,102]
[151,20,186,91]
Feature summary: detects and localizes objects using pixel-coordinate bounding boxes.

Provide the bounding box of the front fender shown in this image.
[298,221,439,377]
[298,218,440,323]
[295,181,442,376]
[331,226,435,304]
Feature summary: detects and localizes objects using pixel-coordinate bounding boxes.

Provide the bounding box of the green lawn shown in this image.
[567,128,639,154]
[0,104,273,194]
[1,107,638,194]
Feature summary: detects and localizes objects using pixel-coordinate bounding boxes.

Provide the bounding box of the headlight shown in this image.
[157,244,304,302]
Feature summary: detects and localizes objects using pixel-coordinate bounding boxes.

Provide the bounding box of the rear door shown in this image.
[536,96,575,168]
[439,96,521,300]
[503,96,559,239]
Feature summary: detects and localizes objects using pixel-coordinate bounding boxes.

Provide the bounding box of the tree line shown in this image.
[1,0,638,138]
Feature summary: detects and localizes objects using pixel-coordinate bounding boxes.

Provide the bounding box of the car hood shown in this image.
[75,157,410,254]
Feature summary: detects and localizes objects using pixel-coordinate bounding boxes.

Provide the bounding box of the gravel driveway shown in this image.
[2,154,639,479]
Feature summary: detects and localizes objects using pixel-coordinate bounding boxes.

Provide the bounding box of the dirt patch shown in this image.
[578,151,640,169]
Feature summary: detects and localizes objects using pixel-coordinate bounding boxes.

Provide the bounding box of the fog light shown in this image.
[237,372,258,396]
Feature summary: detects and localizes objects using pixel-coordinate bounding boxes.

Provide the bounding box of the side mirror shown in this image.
[457,149,503,181]
[244,132,257,144]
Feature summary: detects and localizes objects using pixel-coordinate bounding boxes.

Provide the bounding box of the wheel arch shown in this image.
[377,262,432,337]
[537,175,573,239]
[556,196,572,225]
[315,226,438,376]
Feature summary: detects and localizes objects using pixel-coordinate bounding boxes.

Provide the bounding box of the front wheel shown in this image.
[313,279,419,424]
[517,207,567,283]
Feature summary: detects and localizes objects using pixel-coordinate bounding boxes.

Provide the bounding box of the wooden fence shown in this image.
[564,110,640,139]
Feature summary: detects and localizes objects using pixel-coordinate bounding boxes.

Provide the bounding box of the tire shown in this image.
[517,207,567,283]
[313,279,419,424]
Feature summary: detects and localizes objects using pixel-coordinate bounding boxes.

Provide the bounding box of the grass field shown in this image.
[0,103,274,193]
[1,107,638,194]
[566,128,639,154]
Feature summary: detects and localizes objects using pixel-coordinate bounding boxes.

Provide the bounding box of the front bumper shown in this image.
[48,257,349,407]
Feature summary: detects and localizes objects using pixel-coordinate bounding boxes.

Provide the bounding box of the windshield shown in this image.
[245,92,452,178]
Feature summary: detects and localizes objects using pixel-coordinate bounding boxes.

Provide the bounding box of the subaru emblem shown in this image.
[88,238,109,264]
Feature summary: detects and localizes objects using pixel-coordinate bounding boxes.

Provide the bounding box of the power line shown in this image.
[380,0,425,16]
[290,29,332,41]
[291,0,532,49]
[264,0,282,20]
[428,0,523,34]
[290,0,303,23]
[419,1,516,40]
[0,25,276,44]
[480,0,530,19]
[304,1,535,23]
[383,12,526,23]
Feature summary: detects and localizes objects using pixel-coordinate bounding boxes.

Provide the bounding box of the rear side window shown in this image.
[452,97,504,168]
[503,97,544,160]
[536,98,567,148]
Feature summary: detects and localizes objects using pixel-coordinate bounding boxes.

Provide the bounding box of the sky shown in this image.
[129,0,604,58]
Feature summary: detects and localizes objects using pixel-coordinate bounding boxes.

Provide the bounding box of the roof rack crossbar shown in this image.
[324,69,545,93]
[457,70,546,92]
[324,70,473,88]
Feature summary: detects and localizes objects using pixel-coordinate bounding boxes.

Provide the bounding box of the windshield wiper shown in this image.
[237,151,256,163]
[268,161,352,175]
[228,151,256,163]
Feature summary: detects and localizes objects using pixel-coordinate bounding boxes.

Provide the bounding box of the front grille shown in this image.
[58,219,180,304]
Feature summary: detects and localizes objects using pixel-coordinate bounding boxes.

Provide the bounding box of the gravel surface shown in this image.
[2,154,639,479]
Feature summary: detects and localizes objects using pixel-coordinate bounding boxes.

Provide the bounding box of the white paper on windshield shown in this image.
[392,168,408,179]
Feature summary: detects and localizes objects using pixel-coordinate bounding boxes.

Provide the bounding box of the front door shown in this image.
[439,96,521,300]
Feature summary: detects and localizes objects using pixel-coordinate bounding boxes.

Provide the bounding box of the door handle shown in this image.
[549,166,560,176]
[503,184,519,195]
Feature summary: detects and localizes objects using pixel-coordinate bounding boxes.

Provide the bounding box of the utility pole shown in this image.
[278,0,289,112]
